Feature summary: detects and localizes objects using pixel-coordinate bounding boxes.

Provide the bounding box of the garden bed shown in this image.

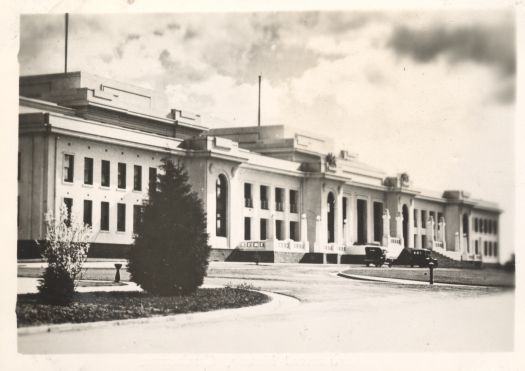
[17,288,269,327]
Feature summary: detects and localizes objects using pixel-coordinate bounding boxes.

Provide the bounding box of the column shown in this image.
[343,219,349,246]
[336,188,344,246]
[367,195,373,243]
[283,189,290,240]
[300,213,309,250]
[268,212,275,241]
[314,215,322,251]
[349,192,355,245]
[382,209,391,247]
[408,199,415,249]
[438,217,446,248]
[426,216,435,249]
[395,211,403,238]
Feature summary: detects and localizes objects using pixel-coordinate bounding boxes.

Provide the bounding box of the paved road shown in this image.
[18,262,514,353]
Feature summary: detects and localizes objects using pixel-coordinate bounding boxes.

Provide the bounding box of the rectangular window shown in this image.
[149,167,157,193]
[260,185,268,210]
[289,190,298,213]
[494,220,498,234]
[488,242,492,256]
[18,152,20,181]
[133,204,143,233]
[100,201,109,231]
[276,220,283,240]
[64,197,73,226]
[484,241,488,255]
[118,163,126,189]
[244,217,251,240]
[83,200,92,226]
[488,220,492,234]
[117,203,126,232]
[275,188,284,211]
[133,165,142,191]
[483,220,488,234]
[260,218,267,240]
[414,209,418,228]
[63,154,74,182]
[357,199,367,244]
[290,221,298,241]
[494,242,498,256]
[429,211,436,223]
[437,212,443,225]
[475,240,479,255]
[373,202,383,243]
[101,160,110,187]
[421,210,427,228]
[421,235,427,250]
[244,183,253,208]
[84,157,94,185]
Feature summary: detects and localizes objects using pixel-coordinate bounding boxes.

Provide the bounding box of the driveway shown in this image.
[18,262,514,353]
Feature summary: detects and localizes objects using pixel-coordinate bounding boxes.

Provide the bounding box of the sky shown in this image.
[19,10,515,261]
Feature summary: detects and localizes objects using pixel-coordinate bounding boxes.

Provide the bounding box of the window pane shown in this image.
[83,200,92,226]
[118,163,126,189]
[117,203,126,231]
[64,198,73,226]
[64,154,74,182]
[84,157,93,185]
[100,202,109,231]
[134,165,142,191]
[101,160,110,187]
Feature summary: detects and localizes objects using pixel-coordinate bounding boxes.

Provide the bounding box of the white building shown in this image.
[18,72,501,265]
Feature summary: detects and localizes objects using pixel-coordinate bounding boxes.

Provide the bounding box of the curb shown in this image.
[337,272,495,288]
[17,290,300,336]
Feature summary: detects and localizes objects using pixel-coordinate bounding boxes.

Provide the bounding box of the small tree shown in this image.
[38,202,92,305]
[128,158,211,295]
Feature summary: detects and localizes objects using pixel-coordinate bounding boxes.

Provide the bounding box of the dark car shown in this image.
[364,246,392,267]
[410,249,438,268]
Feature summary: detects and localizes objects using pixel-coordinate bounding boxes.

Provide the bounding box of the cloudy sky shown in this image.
[19,10,515,260]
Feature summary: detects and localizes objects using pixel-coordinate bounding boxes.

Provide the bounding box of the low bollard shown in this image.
[114,263,122,283]
[428,261,435,285]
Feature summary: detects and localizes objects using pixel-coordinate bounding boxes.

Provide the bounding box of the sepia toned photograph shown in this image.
[11,2,518,365]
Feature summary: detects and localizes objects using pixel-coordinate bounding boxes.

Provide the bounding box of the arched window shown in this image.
[216,175,228,237]
[327,192,335,243]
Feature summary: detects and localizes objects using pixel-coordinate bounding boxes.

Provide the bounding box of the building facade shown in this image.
[18,72,501,264]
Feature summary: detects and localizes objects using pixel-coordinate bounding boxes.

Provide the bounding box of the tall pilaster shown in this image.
[408,199,415,249]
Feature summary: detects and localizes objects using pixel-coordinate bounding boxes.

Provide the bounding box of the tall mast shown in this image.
[64,13,69,74]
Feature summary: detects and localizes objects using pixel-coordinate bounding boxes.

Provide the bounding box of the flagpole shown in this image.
[257,75,261,140]
[65,13,69,74]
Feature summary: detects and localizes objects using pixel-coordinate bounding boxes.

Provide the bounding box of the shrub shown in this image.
[38,202,92,305]
[128,159,211,295]
[38,265,75,305]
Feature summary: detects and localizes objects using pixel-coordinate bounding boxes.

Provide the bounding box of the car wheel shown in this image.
[366,263,370,267]
[410,264,414,268]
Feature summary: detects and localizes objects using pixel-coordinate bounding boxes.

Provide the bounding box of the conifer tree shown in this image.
[128,158,210,295]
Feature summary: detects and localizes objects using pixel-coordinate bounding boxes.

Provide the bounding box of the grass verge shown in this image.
[342,267,514,287]
[17,288,269,328]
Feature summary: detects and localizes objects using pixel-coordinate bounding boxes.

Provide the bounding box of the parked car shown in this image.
[364,246,393,267]
[410,249,438,268]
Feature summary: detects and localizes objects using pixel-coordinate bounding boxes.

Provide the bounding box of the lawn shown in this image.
[342,267,515,287]
[17,288,269,327]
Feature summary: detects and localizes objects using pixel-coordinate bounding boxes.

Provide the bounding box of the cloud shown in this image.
[387,22,515,77]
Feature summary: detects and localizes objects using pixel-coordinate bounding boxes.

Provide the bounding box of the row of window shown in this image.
[244,217,299,241]
[473,218,497,234]
[63,154,157,191]
[63,197,143,233]
[243,183,298,213]
[472,240,498,257]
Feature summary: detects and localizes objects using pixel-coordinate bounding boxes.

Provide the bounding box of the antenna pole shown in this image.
[65,13,69,74]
